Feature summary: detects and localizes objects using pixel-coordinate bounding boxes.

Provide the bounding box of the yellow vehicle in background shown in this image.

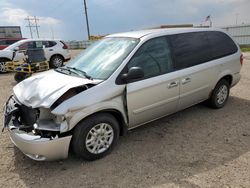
[5,44,50,82]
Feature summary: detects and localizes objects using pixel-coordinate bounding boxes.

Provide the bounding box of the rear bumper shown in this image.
[64,52,71,62]
[9,129,72,161]
[65,57,71,62]
[232,73,241,87]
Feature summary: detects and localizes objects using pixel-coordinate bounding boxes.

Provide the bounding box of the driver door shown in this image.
[125,37,180,127]
[13,41,34,61]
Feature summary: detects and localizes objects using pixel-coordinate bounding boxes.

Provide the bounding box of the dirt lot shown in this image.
[0,51,250,188]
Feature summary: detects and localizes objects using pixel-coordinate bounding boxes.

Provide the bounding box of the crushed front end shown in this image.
[3,95,72,161]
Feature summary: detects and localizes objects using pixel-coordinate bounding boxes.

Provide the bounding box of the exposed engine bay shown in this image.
[3,83,96,139]
[4,95,60,138]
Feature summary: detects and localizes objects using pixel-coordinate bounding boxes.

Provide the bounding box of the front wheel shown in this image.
[208,79,230,109]
[72,113,120,161]
[0,60,7,73]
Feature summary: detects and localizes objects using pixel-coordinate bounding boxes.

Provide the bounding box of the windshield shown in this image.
[66,37,139,80]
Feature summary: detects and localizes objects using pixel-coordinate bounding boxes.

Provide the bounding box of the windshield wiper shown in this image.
[65,66,93,80]
[55,67,74,75]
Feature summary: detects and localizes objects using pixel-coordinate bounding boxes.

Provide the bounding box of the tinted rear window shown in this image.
[206,31,238,59]
[169,32,211,70]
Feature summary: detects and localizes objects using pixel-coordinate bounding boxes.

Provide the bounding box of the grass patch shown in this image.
[240,45,250,52]
[241,47,250,52]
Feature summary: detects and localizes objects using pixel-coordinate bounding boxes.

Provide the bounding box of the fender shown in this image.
[216,69,233,88]
[65,96,128,131]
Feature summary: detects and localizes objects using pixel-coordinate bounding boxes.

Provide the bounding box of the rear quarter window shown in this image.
[169,32,211,70]
[42,41,57,48]
[206,31,238,59]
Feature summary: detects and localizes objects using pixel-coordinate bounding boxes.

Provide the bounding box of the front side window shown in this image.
[18,42,30,50]
[128,37,173,79]
[66,37,139,80]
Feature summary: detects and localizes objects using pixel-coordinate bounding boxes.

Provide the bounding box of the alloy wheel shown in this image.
[216,85,228,105]
[85,123,114,154]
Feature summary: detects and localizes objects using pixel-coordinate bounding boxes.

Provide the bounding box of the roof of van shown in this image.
[107,27,223,39]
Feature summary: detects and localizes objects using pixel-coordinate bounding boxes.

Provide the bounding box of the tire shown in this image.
[14,72,30,83]
[0,58,8,73]
[72,113,120,161]
[49,55,64,68]
[208,79,230,109]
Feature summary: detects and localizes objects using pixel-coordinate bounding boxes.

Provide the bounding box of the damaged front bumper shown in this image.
[9,129,72,161]
[3,95,72,161]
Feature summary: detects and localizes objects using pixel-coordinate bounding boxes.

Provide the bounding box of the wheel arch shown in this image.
[0,57,12,61]
[209,74,233,98]
[217,74,233,87]
[69,109,128,136]
[49,54,65,62]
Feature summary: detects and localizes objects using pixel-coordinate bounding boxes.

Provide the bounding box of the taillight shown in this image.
[240,54,244,66]
[60,41,68,49]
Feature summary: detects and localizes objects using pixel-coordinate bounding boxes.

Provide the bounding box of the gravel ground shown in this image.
[0,51,250,188]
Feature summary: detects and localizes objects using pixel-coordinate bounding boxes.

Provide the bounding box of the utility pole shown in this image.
[25,16,40,38]
[34,16,40,38]
[236,13,239,25]
[83,0,90,40]
[50,25,55,39]
[25,16,33,38]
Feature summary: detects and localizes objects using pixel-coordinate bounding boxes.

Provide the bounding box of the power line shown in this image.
[25,16,40,38]
[83,0,90,40]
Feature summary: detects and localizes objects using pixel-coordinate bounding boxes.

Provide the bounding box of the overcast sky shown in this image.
[0,0,250,41]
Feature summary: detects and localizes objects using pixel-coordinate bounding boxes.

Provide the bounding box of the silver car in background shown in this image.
[3,28,242,161]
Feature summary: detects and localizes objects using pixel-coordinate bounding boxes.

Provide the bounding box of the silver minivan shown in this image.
[3,28,242,161]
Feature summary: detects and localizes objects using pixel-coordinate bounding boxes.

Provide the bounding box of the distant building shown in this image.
[0,26,22,38]
[149,24,194,29]
[221,24,250,46]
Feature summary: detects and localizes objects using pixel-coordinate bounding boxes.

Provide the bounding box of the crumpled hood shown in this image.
[13,70,100,108]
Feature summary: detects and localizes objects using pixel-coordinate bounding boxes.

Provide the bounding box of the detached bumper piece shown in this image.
[9,129,72,161]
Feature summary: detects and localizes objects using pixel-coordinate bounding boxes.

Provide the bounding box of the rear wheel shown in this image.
[72,113,120,161]
[49,55,64,68]
[208,79,230,109]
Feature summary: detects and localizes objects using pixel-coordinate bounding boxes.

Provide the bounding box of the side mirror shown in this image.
[14,47,19,51]
[121,67,144,83]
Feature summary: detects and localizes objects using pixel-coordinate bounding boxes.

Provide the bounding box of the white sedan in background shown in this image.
[0,39,71,72]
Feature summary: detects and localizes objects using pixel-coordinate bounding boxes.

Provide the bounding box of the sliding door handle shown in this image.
[181,77,191,85]
[168,81,179,88]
